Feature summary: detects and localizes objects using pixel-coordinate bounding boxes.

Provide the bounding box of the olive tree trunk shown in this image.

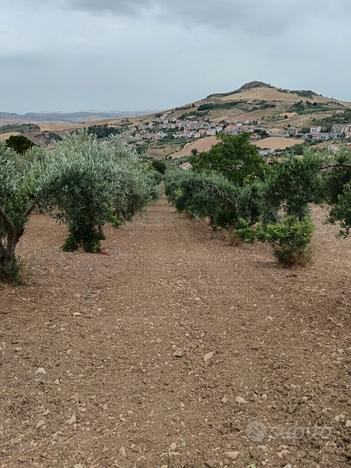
[0,207,17,279]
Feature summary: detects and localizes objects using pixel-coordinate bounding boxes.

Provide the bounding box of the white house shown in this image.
[345,124,351,139]
[310,126,322,135]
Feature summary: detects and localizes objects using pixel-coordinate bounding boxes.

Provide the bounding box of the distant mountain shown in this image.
[0,110,155,124]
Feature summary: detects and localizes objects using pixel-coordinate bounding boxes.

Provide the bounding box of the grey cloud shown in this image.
[63,0,351,31]
[0,0,350,112]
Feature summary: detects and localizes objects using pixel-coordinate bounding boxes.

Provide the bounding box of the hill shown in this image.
[155,82,351,159]
[169,81,350,128]
[0,110,155,127]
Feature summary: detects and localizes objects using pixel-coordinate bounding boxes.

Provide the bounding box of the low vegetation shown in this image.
[313,108,351,129]
[165,135,351,267]
[6,134,35,154]
[0,123,40,133]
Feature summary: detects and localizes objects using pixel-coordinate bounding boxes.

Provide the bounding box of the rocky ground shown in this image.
[0,196,350,467]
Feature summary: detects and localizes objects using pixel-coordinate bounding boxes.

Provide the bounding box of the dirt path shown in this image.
[0,196,350,467]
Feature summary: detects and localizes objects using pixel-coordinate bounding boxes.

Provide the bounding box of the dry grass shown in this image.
[170,136,218,158]
[220,86,331,104]
[255,136,302,150]
[0,132,20,141]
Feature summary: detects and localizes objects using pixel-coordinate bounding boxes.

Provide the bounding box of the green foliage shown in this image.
[322,147,351,205]
[6,135,35,154]
[256,215,314,266]
[151,159,167,175]
[40,132,159,253]
[197,102,240,111]
[328,183,351,237]
[291,90,318,99]
[289,101,330,115]
[0,143,42,281]
[313,108,351,127]
[232,218,256,244]
[165,169,261,230]
[322,148,351,236]
[86,124,123,139]
[265,150,324,219]
[0,123,40,134]
[190,133,267,186]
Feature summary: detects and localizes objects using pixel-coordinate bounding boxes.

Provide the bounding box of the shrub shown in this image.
[151,159,167,175]
[165,169,263,231]
[6,135,35,154]
[0,144,41,281]
[256,215,314,267]
[328,183,351,237]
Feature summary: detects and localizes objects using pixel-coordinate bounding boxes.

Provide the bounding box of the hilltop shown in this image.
[169,81,349,128]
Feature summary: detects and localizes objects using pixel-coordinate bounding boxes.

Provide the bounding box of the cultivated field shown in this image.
[255,137,302,151]
[0,196,350,467]
[171,136,218,159]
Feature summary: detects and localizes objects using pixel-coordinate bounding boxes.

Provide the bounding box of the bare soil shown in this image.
[0,197,350,467]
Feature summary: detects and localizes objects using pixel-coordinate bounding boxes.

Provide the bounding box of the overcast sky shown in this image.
[0,0,350,113]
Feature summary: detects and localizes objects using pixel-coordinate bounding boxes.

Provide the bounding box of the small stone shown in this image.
[283,465,293,468]
[221,396,228,404]
[174,349,184,358]
[74,464,84,468]
[194,297,201,302]
[36,420,46,429]
[169,442,177,451]
[73,312,81,317]
[224,451,239,460]
[235,396,247,404]
[119,447,127,457]
[278,449,289,459]
[346,420,351,428]
[204,351,215,364]
[35,367,46,376]
[67,414,76,425]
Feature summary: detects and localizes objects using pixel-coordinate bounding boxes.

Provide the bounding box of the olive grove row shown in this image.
[165,134,351,266]
[0,132,161,281]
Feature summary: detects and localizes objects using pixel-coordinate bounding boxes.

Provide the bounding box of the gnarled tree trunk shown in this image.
[0,206,17,280]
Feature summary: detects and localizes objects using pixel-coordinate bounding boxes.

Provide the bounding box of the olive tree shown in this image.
[40,132,159,253]
[0,144,42,281]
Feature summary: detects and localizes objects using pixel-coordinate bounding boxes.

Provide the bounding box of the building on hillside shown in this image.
[311,132,330,141]
[224,125,240,135]
[310,126,322,135]
[258,148,275,157]
[206,129,217,137]
[269,128,289,137]
[331,124,346,138]
[286,127,299,136]
[179,162,192,170]
[345,124,351,139]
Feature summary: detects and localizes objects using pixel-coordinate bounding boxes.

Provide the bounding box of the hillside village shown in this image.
[127,113,351,157]
[1,82,351,158]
